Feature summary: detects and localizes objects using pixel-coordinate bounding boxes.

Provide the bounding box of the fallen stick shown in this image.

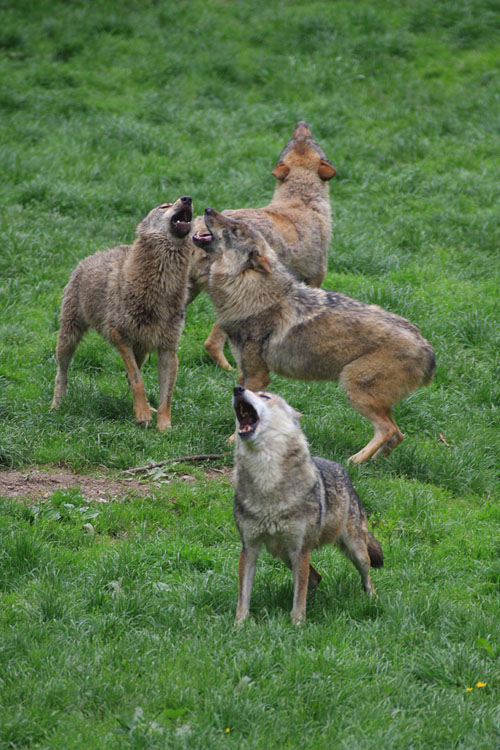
[123,453,228,474]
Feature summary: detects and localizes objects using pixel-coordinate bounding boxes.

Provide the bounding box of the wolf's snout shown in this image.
[233,386,245,397]
[181,196,192,205]
[204,207,215,216]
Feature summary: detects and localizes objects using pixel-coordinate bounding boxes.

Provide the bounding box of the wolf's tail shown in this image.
[367,533,384,568]
[422,343,436,386]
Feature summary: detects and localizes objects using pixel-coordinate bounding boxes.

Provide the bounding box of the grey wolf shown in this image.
[232,386,384,624]
[189,121,336,370]
[51,196,193,430]
[195,208,436,463]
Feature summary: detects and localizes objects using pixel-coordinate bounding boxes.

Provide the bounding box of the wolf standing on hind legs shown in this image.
[51,196,193,429]
[188,121,336,370]
[232,387,383,624]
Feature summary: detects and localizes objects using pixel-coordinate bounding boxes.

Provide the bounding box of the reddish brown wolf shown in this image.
[52,197,193,429]
[189,121,336,369]
[195,208,435,464]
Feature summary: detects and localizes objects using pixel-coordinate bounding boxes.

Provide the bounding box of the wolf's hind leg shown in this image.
[340,361,405,463]
[346,401,403,464]
[372,431,403,459]
[51,324,86,409]
[307,564,323,593]
[337,535,375,597]
[133,344,149,372]
[205,323,233,371]
[283,558,322,593]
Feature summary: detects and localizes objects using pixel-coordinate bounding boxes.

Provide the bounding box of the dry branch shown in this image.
[123,453,228,474]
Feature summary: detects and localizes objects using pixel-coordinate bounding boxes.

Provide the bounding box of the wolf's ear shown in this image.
[248,250,272,275]
[272,161,290,181]
[318,159,336,181]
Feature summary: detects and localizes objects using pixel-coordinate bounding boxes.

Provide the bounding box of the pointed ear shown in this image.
[248,250,272,274]
[318,159,336,181]
[272,161,290,181]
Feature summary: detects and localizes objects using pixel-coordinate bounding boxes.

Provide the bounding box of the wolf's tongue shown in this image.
[239,424,252,432]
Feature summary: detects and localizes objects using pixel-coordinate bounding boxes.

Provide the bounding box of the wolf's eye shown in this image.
[258,393,271,400]
[159,203,172,209]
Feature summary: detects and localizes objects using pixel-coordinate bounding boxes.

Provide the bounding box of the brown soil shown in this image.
[0,467,155,502]
[0,465,232,503]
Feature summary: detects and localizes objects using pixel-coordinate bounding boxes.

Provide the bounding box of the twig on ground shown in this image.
[123,453,228,474]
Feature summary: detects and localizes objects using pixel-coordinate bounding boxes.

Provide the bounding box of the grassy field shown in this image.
[1,0,500,747]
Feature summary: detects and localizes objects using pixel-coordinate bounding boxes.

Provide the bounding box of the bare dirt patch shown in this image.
[0,467,153,502]
[0,464,233,503]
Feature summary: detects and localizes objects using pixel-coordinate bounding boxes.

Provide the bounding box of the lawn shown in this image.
[1,0,499,747]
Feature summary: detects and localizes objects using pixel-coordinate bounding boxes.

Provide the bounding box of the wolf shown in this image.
[232,386,383,624]
[189,121,336,370]
[51,196,193,430]
[194,208,436,463]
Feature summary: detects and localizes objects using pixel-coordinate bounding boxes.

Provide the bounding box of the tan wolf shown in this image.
[51,196,193,430]
[232,386,384,624]
[194,208,435,464]
[189,121,336,370]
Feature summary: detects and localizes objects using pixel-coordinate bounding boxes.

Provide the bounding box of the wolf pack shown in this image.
[51,122,435,623]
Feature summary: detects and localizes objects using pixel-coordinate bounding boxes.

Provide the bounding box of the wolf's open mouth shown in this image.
[171,207,192,238]
[234,398,259,440]
[192,231,214,249]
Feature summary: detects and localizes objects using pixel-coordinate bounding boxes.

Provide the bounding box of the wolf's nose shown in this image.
[233,386,245,397]
[181,196,191,204]
[205,207,215,216]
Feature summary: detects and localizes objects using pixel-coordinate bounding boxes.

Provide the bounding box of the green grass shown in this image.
[1,0,499,747]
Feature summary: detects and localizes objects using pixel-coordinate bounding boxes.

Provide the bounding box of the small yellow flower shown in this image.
[476,681,487,688]
[465,687,473,692]
[225,728,230,733]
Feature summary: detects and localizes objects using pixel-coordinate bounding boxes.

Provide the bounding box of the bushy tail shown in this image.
[367,533,384,568]
[423,344,436,386]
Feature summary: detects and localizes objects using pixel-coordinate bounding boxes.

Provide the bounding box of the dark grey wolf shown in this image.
[51,196,193,429]
[232,386,383,624]
[194,208,435,463]
[189,121,336,370]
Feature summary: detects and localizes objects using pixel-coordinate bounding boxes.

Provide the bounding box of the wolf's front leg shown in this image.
[290,548,311,624]
[238,345,271,392]
[157,349,178,430]
[111,330,152,428]
[235,544,261,624]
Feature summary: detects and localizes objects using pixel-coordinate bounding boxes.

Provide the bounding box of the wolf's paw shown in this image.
[134,401,152,428]
[135,410,152,429]
[212,355,233,371]
[156,417,172,431]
